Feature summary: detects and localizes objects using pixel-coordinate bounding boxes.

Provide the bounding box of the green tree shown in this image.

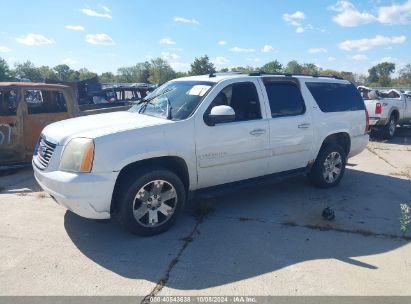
[284,60,302,74]
[190,55,216,75]
[261,60,283,73]
[397,64,411,86]
[175,71,189,78]
[148,58,176,84]
[99,72,117,83]
[0,57,11,81]
[301,63,320,75]
[78,68,97,81]
[37,66,57,81]
[117,62,150,83]
[53,64,76,81]
[368,62,395,86]
[14,61,42,81]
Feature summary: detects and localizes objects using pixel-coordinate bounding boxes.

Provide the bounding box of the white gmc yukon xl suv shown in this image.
[33,74,369,235]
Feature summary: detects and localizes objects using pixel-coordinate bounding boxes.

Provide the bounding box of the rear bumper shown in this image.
[349,134,369,158]
[369,117,388,127]
[33,162,116,219]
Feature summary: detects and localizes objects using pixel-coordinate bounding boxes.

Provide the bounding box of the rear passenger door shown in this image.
[262,79,314,173]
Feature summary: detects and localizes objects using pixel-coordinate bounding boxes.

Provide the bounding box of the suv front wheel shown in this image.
[118,168,186,236]
[308,144,347,188]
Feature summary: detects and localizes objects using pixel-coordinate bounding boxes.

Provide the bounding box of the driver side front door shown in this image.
[195,80,270,189]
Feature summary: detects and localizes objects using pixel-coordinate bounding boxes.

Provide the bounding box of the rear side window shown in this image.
[306,82,365,112]
[265,82,305,118]
[25,90,67,114]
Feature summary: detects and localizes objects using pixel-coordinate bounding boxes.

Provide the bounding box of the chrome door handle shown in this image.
[298,123,311,129]
[250,129,267,136]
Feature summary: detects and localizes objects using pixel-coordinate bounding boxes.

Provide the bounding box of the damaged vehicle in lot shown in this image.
[358,86,411,138]
[33,73,369,236]
[0,82,133,167]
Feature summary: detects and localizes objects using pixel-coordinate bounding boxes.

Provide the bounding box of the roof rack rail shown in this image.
[248,71,343,80]
[209,71,242,78]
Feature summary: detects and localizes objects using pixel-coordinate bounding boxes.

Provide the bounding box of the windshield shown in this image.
[129,81,214,120]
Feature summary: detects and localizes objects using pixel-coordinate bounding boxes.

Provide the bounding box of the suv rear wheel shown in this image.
[118,167,186,236]
[309,144,347,188]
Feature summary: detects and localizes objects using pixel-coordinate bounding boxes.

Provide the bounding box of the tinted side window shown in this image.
[265,82,305,118]
[306,82,365,112]
[210,82,262,122]
[25,90,67,114]
[0,89,17,116]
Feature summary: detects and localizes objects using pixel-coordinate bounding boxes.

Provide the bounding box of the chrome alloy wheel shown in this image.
[132,180,177,227]
[322,151,343,184]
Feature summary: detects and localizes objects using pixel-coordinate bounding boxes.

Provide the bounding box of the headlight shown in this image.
[59,138,94,173]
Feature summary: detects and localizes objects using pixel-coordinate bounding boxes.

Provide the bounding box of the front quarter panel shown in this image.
[91,118,197,189]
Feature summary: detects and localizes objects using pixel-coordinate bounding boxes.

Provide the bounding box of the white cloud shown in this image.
[159,38,176,45]
[16,33,55,46]
[81,8,112,19]
[85,33,115,45]
[329,1,376,27]
[161,51,180,61]
[230,46,255,53]
[296,27,305,33]
[283,11,306,26]
[173,17,199,24]
[212,56,230,66]
[328,56,336,62]
[378,0,411,24]
[308,48,328,53]
[62,58,78,65]
[98,4,111,13]
[261,45,275,53]
[218,40,227,45]
[329,0,411,27]
[338,35,406,51]
[0,46,11,52]
[65,25,85,31]
[352,54,368,61]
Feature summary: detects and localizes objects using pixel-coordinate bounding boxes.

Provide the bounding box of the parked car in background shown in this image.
[33,73,369,236]
[358,86,411,138]
[0,82,133,167]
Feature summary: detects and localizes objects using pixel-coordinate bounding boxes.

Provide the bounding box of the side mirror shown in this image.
[205,105,236,126]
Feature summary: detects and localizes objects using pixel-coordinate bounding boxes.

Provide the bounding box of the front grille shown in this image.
[35,137,57,170]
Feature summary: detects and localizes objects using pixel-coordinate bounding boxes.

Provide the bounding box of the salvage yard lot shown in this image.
[1,129,411,296]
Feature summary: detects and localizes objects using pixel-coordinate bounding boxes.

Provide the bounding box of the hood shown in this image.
[42,111,172,145]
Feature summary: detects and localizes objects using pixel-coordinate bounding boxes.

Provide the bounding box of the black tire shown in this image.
[308,144,347,188]
[117,167,186,236]
[379,114,397,139]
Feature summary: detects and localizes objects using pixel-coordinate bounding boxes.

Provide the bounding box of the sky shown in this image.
[0,0,410,75]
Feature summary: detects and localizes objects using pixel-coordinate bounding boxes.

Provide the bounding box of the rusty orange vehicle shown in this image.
[0,82,134,167]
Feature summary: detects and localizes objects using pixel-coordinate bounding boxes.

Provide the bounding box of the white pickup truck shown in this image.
[33,74,369,235]
[359,87,411,138]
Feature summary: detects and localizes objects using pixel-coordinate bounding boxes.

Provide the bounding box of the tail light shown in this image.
[365,110,369,134]
[375,102,382,114]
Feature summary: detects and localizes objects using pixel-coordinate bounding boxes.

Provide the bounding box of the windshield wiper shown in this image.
[137,88,174,114]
